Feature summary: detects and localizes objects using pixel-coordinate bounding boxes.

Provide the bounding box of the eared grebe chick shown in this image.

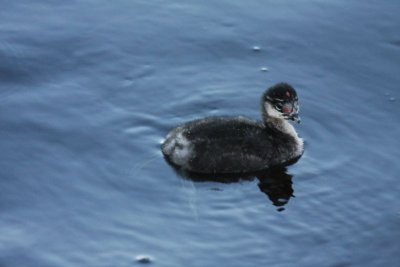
[161,83,304,173]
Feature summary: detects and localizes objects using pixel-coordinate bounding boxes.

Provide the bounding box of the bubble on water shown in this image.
[135,255,153,264]
[260,67,269,72]
[252,46,261,52]
[389,97,396,102]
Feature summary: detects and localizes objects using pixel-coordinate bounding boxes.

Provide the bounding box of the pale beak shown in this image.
[290,113,301,124]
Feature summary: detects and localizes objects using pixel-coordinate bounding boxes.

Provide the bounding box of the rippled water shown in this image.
[1,1,400,266]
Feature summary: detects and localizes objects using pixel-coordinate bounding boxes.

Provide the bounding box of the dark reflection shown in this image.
[166,161,295,211]
[257,168,294,211]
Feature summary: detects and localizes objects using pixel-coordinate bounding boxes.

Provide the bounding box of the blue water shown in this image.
[1,1,400,266]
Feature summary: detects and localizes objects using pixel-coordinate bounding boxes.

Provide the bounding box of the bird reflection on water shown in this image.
[166,161,295,211]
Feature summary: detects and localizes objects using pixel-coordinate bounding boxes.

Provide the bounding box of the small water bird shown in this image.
[161,83,303,173]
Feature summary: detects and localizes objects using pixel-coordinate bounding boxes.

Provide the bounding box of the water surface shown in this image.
[1,1,400,266]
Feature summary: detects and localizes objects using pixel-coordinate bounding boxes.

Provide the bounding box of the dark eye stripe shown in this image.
[266,96,285,103]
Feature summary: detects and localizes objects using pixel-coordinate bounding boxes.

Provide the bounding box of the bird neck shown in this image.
[265,117,297,137]
[264,115,304,158]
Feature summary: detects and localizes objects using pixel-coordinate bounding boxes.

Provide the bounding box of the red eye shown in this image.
[286,91,291,97]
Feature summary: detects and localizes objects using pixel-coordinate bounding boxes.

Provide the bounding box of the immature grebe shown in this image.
[161,83,304,173]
